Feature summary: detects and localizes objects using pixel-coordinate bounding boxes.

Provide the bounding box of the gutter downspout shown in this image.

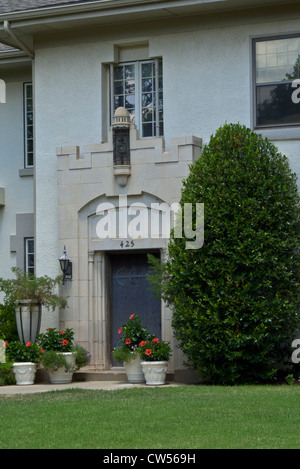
[3,20,34,59]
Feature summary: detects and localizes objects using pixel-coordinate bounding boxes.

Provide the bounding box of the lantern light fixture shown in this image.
[59,246,72,284]
[112,106,131,166]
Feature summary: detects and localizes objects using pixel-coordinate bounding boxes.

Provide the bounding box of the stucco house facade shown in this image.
[0,0,300,381]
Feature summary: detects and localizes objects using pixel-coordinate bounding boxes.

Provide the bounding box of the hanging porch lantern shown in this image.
[112,107,131,165]
[59,246,72,284]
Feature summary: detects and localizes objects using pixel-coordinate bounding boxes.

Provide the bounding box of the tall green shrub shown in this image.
[156,123,300,384]
[0,300,18,342]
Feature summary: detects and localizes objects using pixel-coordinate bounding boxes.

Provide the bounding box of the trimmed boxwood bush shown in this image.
[155,123,300,384]
[0,299,18,342]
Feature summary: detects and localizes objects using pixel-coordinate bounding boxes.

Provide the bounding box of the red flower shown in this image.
[62,339,68,346]
[3,341,7,347]
[118,327,123,334]
[140,341,146,347]
[26,342,31,347]
[129,314,135,319]
[125,338,131,345]
[145,349,152,356]
[40,348,44,354]
[152,338,159,343]
[60,330,65,334]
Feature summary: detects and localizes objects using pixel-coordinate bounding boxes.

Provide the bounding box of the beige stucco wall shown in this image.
[56,125,201,373]
[31,12,300,374]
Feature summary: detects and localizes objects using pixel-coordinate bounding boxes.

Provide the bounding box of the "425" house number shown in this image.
[120,240,135,248]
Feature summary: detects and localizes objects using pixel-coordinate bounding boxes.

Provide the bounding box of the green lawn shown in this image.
[0,385,300,449]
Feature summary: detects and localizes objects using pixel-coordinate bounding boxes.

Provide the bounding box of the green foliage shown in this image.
[112,344,135,364]
[117,314,152,348]
[37,328,74,352]
[139,338,172,362]
[39,350,73,372]
[39,344,91,372]
[156,123,300,384]
[37,328,91,371]
[0,299,18,342]
[0,362,15,386]
[6,341,42,363]
[0,267,67,311]
[73,344,91,370]
[113,314,154,363]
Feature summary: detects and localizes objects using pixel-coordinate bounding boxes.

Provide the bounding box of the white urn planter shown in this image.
[15,300,42,345]
[141,361,168,386]
[124,354,145,383]
[48,352,75,384]
[13,362,37,385]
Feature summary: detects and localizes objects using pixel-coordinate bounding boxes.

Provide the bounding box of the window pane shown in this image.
[142,108,153,122]
[114,66,124,80]
[24,83,34,168]
[27,99,33,112]
[114,81,123,95]
[256,83,300,126]
[143,123,153,137]
[142,63,153,77]
[27,153,33,167]
[27,239,34,252]
[25,238,34,275]
[125,79,135,95]
[255,37,300,127]
[113,64,136,121]
[256,37,300,83]
[125,65,135,78]
[28,254,34,267]
[112,59,163,137]
[27,126,33,139]
[114,96,124,108]
[27,112,33,126]
[142,93,153,108]
[26,84,32,98]
[142,78,153,92]
[27,140,33,153]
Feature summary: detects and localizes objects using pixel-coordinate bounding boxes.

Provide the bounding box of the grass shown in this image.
[1,384,300,449]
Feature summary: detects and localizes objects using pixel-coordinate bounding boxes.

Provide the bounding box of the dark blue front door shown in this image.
[111,252,161,365]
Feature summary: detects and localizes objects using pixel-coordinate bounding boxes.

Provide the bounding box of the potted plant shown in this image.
[0,267,68,345]
[38,328,91,384]
[112,314,152,383]
[5,340,42,385]
[139,338,172,385]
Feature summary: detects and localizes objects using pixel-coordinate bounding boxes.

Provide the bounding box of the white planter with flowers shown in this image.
[139,338,172,386]
[47,352,76,384]
[38,328,91,384]
[112,314,150,384]
[5,340,41,385]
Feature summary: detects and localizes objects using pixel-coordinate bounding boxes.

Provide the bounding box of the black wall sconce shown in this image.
[112,107,131,165]
[59,246,72,284]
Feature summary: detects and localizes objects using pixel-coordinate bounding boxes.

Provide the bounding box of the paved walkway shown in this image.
[0,380,180,395]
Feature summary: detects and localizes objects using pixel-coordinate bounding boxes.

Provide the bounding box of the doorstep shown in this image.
[35,367,174,384]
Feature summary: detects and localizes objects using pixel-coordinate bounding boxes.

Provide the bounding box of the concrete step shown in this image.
[36,367,174,384]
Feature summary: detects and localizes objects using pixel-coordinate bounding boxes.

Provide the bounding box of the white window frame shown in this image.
[25,237,34,275]
[110,58,163,138]
[253,34,300,129]
[24,82,34,168]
